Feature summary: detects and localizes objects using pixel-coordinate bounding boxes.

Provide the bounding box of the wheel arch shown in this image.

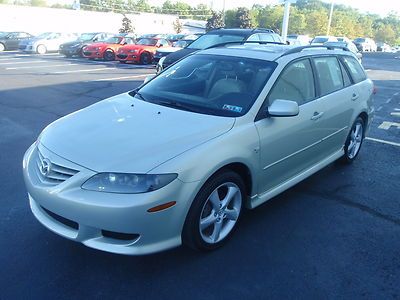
[206,162,253,199]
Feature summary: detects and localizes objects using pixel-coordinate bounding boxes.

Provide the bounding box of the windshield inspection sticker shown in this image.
[223,104,243,113]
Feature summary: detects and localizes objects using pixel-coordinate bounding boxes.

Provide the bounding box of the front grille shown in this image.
[42,206,79,230]
[36,150,79,185]
[83,51,92,56]
[117,54,127,59]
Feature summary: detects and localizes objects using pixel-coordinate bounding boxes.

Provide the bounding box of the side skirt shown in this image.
[249,148,344,209]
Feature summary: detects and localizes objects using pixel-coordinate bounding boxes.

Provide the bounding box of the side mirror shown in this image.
[267,99,299,117]
[144,74,155,84]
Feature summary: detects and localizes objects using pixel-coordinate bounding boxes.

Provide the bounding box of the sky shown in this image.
[149,0,400,17]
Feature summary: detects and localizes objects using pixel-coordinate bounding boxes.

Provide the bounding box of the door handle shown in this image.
[311,111,324,120]
[351,93,359,101]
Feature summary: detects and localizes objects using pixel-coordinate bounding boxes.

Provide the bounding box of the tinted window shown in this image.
[269,59,315,105]
[314,57,344,95]
[341,56,366,83]
[246,34,260,42]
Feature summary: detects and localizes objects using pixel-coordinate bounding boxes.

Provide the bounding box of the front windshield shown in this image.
[134,54,277,117]
[0,32,9,38]
[188,34,245,50]
[79,33,96,41]
[105,36,123,44]
[137,38,157,46]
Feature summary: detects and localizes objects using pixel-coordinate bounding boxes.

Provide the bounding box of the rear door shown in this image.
[311,56,354,155]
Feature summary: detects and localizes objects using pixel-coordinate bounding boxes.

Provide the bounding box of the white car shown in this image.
[23,44,374,255]
[19,32,77,54]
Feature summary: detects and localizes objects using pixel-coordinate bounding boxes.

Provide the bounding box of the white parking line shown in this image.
[386,98,392,103]
[391,112,400,117]
[0,57,22,61]
[0,60,47,65]
[52,67,110,74]
[378,121,400,130]
[92,74,149,82]
[366,137,400,147]
[5,63,80,70]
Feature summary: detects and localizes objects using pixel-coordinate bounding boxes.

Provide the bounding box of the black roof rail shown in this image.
[206,40,285,50]
[252,28,275,33]
[277,45,351,59]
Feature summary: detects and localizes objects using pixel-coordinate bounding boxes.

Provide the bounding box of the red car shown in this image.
[82,36,135,61]
[116,38,170,64]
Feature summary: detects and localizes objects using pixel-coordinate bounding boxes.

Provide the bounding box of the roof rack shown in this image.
[277,45,351,59]
[206,40,286,50]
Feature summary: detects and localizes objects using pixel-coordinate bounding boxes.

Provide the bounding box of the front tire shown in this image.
[36,44,47,54]
[0,43,5,51]
[182,170,245,251]
[341,117,365,163]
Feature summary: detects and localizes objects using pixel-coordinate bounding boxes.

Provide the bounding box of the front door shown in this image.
[255,58,327,194]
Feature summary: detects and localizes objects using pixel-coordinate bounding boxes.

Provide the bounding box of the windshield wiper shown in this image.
[155,100,202,113]
[130,89,148,102]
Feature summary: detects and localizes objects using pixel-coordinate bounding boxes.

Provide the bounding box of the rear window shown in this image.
[341,56,366,83]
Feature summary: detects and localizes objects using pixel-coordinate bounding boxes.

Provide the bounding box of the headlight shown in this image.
[128,49,138,53]
[158,56,166,65]
[81,173,178,194]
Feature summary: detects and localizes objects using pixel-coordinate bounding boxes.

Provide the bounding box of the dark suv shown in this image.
[158,28,282,72]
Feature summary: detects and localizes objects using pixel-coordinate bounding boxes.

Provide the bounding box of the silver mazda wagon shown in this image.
[23,44,374,255]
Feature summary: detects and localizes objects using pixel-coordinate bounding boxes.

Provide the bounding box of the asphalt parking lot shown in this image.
[0,51,399,299]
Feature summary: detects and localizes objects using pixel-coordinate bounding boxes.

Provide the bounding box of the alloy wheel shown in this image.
[199,182,242,244]
[347,121,363,159]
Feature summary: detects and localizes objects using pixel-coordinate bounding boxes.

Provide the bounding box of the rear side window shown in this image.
[314,56,344,95]
[341,56,366,83]
[339,60,352,87]
[268,59,315,105]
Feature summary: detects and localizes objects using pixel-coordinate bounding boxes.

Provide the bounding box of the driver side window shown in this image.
[268,59,315,105]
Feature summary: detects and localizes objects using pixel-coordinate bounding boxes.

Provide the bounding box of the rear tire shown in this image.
[182,170,245,251]
[36,44,47,54]
[340,117,365,164]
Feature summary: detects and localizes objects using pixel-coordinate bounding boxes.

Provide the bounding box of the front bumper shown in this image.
[23,143,198,255]
[82,50,104,59]
[60,48,80,56]
[116,53,139,62]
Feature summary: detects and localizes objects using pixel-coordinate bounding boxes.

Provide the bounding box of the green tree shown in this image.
[206,11,225,32]
[224,9,237,28]
[374,24,396,44]
[119,14,134,33]
[236,7,253,28]
[30,0,47,6]
[305,9,328,36]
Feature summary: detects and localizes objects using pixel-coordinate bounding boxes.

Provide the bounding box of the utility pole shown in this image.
[327,1,334,35]
[281,0,295,43]
[222,0,226,24]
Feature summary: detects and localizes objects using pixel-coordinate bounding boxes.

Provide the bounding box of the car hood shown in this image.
[162,47,197,66]
[119,44,155,51]
[40,93,235,173]
[61,40,85,47]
